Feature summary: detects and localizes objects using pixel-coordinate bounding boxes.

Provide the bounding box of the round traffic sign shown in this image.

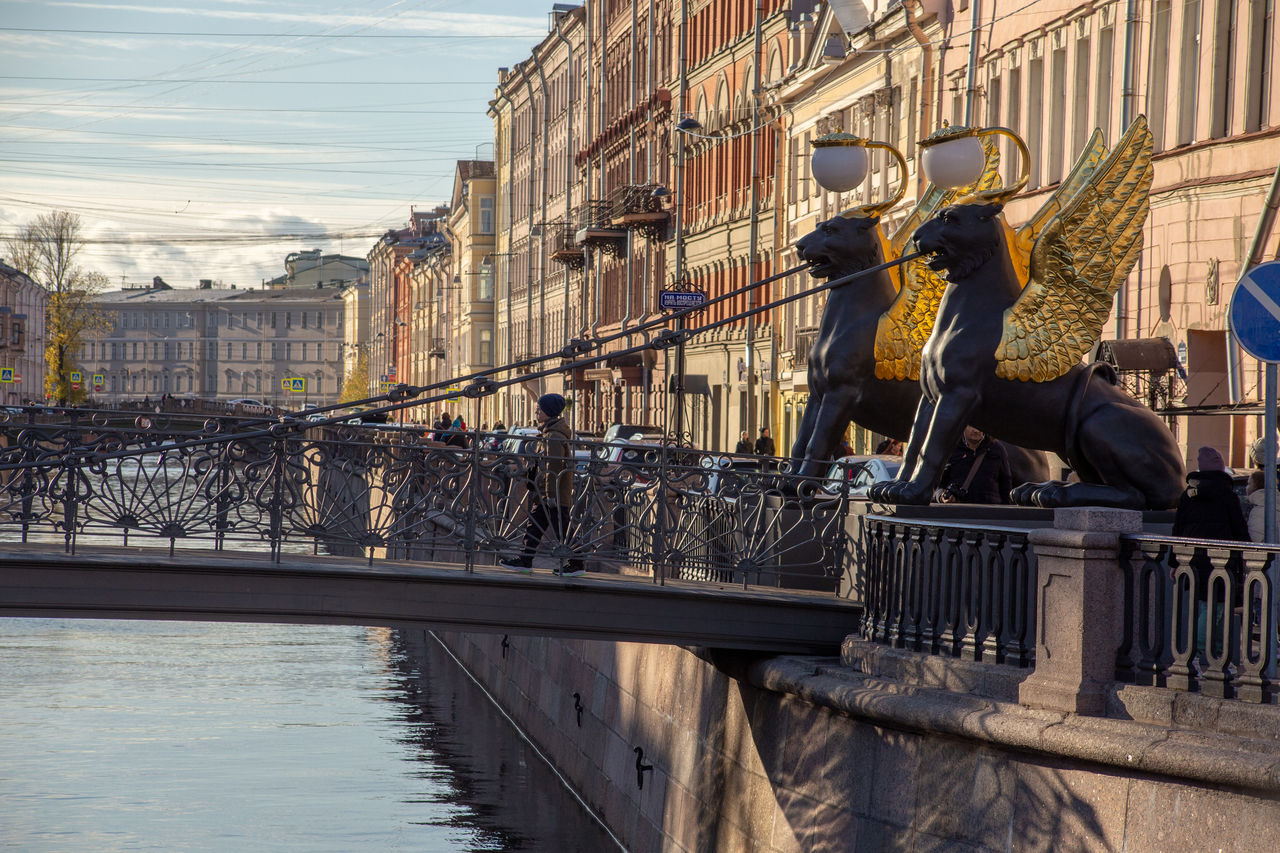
[1230,261,1280,363]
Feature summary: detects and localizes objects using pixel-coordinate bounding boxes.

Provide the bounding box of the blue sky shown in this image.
[0,0,547,288]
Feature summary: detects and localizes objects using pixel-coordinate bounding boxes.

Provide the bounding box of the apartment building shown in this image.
[0,261,47,405]
[88,279,346,408]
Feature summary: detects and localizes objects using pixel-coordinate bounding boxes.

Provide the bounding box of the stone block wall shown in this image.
[428,629,1280,852]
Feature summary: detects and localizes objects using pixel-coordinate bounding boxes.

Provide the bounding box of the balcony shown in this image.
[547,222,586,270]
[428,337,445,358]
[608,183,669,239]
[573,201,627,258]
[794,328,819,369]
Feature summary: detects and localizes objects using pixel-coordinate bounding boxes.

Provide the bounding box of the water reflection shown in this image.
[0,620,616,852]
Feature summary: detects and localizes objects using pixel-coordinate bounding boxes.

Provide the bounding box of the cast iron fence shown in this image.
[0,408,852,593]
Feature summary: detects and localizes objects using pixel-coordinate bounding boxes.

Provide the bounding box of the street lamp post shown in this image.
[671,116,702,443]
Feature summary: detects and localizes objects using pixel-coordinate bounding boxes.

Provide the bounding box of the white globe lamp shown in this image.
[810,132,869,193]
[918,126,985,190]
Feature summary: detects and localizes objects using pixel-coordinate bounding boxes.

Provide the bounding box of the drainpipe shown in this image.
[903,0,935,195]
[1116,0,1141,340]
[552,14,576,354]
[746,0,764,434]
[533,60,552,397]
[963,0,983,127]
[522,72,540,397]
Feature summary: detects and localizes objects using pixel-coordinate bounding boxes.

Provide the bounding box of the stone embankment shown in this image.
[424,628,1280,851]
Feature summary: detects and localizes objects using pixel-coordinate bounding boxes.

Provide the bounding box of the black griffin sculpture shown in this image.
[867,202,1185,509]
[791,213,1050,486]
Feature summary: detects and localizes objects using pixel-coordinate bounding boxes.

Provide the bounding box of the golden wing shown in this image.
[996,116,1153,382]
[875,136,1003,381]
[1006,129,1108,286]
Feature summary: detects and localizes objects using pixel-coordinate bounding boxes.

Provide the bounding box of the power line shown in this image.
[1,76,495,85]
[0,27,544,39]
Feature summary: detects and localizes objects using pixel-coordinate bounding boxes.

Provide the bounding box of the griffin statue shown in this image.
[868,116,1184,509]
[791,136,1050,487]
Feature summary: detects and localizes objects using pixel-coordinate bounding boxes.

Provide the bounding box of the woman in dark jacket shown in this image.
[1173,446,1248,541]
[1172,446,1248,661]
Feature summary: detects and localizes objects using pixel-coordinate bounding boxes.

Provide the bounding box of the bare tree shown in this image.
[5,210,109,405]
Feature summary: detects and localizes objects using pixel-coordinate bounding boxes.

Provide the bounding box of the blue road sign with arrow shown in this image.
[1229,261,1280,363]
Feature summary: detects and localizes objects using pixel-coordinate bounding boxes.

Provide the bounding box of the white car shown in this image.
[823,454,903,497]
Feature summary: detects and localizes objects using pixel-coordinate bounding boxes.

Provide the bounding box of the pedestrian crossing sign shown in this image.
[70,371,82,383]
[0,368,12,383]
[288,377,305,393]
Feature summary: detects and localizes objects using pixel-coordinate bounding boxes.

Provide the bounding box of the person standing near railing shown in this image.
[501,393,584,577]
[1246,438,1280,543]
[1173,446,1250,662]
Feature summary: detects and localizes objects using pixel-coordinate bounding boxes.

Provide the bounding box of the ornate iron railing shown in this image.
[0,409,852,593]
[1118,535,1277,703]
[860,516,1037,666]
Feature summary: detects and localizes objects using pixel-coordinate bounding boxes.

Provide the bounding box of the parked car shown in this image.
[228,398,266,408]
[822,454,903,497]
[500,428,593,472]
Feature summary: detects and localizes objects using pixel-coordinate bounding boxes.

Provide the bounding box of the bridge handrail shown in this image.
[0,423,854,595]
[1117,533,1277,703]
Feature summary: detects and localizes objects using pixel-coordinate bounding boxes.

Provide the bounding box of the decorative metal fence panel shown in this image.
[860,516,1037,666]
[1118,536,1278,703]
[0,412,852,593]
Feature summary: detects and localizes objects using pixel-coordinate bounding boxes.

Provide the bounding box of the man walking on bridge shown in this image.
[501,393,585,577]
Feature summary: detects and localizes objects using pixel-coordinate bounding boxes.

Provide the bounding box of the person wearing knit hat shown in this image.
[1173,444,1248,663]
[537,393,566,419]
[1197,445,1227,473]
[501,392,583,576]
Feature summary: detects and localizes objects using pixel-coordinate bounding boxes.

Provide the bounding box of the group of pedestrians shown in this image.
[734,428,775,456]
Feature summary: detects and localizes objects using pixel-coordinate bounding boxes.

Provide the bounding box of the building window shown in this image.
[480,197,495,234]
[479,265,494,301]
[479,329,493,365]
[1177,0,1203,146]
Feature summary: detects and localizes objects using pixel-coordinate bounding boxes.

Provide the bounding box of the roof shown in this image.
[457,159,495,181]
[94,286,346,307]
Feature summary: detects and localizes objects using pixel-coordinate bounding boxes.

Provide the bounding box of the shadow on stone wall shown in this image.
[726,654,1114,852]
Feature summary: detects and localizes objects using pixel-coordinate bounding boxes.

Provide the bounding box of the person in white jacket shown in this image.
[1246,438,1279,543]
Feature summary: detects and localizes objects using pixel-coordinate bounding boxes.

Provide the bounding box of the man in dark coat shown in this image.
[1173,446,1249,541]
[501,393,584,577]
[936,427,1012,504]
[1172,446,1249,660]
[754,428,775,456]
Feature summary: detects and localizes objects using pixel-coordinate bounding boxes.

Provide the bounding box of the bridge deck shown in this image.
[0,545,861,653]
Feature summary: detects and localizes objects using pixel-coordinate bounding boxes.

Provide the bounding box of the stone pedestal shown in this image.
[1018,507,1142,716]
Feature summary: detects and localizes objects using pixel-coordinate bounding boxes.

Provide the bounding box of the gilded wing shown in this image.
[1007,129,1108,286]
[875,137,1003,381]
[996,116,1153,382]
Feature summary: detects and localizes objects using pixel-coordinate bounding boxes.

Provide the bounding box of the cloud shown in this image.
[43,2,545,37]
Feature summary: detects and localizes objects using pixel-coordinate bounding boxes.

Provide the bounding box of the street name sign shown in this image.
[659,290,707,310]
[1229,261,1280,363]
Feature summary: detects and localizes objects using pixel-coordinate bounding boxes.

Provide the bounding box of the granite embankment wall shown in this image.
[421,629,1280,852]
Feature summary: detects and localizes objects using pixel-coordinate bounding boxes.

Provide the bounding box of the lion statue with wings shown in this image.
[867,117,1184,509]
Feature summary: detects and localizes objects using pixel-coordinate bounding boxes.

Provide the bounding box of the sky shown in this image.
[0,0,549,289]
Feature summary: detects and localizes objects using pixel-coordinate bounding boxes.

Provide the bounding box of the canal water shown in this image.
[0,619,620,852]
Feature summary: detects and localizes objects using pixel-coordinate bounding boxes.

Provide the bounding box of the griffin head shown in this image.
[913,202,1006,282]
[796,213,887,280]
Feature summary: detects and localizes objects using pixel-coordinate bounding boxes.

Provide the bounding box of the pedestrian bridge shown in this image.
[0,543,859,653]
[0,410,863,653]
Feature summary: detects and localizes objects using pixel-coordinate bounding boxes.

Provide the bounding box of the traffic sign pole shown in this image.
[1230,260,1280,680]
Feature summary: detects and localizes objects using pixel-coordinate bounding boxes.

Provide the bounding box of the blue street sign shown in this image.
[1229,261,1280,363]
[659,290,707,310]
